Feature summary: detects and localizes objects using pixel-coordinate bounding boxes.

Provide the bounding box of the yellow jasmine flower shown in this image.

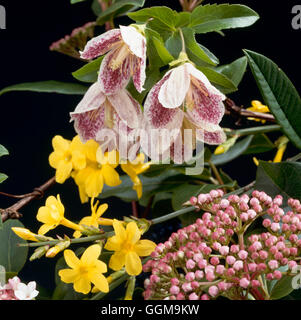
[49,135,86,184]
[73,144,121,203]
[105,220,156,276]
[273,136,289,163]
[58,244,109,294]
[36,195,83,235]
[11,227,39,242]
[121,153,151,199]
[247,100,270,124]
[73,198,110,238]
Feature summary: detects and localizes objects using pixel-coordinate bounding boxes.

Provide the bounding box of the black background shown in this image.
[0,0,300,293]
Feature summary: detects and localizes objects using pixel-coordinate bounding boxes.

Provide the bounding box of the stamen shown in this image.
[110,43,131,71]
[104,100,114,129]
[191,77,209,97]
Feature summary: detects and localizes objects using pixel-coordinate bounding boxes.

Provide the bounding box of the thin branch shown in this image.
[1,177,56,223]
[131,201,139,218]
[142,195,154,219]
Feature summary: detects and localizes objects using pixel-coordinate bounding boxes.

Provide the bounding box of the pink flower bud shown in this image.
[189,293,199,300]
[233,260,244,271]
[171,278,180,286]
[248,263,257,272]
[273,270,282,280]
[170,285,180,295]
[230,245,240,254]
[182,282,192,292]
[268,260,279,270]
[238,250,248,260]
[210,257,220,266]
[240,212,249,222]
[216,265,226,275]
[185,272,195,282]
[288,261,298,270]
[190,196,197,206]
[226,256,236,265]
[239,278,250,289]
[263,219,271,228]
[195,270,204,280]
[271,223,280,232]
[186,259,196,270]
[251,280,260,288]
[259,250,268,260]
[201,294,210,300]
[176,293,185,300]
[208,286,219,297]
[219,246,229,256]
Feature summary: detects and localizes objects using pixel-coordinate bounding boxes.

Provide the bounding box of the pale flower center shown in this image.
[110,43,131,71]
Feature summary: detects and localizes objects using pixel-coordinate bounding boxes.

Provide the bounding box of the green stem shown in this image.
[18,233,115,248]
[229,125,281,137]
[151,207,195,225]
[178,28,186,53]
[208,160,224,186]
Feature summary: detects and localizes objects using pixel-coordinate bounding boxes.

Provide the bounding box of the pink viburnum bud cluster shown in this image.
[0,276,39,300]
[143,190,301,300]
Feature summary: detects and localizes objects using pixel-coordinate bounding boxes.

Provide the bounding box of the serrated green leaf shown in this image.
[210,135,254,166]
[270,276,295,300]
[0,220,28,274]
[255,161,301,201]
[244,49,301,149]
[128,6,177,31]
[190,4,259,34]
[0,145,9,158]
[72,57,103,83]
[97,0,145,25]
[182,28,218,66]
[0,81,88,96]
[243,134,275,155]
[215,56,248,89]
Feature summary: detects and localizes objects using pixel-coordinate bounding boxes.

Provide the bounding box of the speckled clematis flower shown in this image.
[143,63,227,163]
[80,25,146,95]
[70,82,143,153]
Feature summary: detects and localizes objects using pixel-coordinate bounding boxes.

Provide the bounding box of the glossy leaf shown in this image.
[97,0,145,25]
[0,81,88,96]
[244,50,301,149]
[0,145,9,158]
[0,173,8,184]
[190,4,259,34]
[243,134,275,155]
[72,57,103,83]
[210,135,254,166]
[270,276,295,300]
[0,220,28,274]
[71,0,86,3]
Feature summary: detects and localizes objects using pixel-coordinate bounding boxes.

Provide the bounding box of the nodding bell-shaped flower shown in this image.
[70,82,143,154]
[143,62,227,163]
[80,25,146,95]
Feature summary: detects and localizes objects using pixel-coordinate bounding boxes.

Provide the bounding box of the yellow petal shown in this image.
[38,223,54,235]
[95,260,108,274]
[55,160,73,184]
[132,176,143,199]
[59,269,79,283]
[125,252,142,276]
[52,135,71,153]
[11,227,38,242]
[121,163,136,180]
[73,277,91,294]
[90,273,109,293]
[126,222,141,244]
[134,240,156,257]
[85,169,104,198]
[101,165,121,187]
[36,207,53,224]
[113,220,126,241]
[72,150,86,171]
[109,251,126,271]
[64,250,80,269]
[81,244,101,265]
[104,235,122,251]
[49,151,64,169]
[96,203,108,218]
[84,140,99,162]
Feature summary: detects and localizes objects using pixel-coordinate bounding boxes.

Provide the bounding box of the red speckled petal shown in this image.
[80,29,122,60]
[132,54,146,93]
[98,49,131,95]
[196,127,226,145]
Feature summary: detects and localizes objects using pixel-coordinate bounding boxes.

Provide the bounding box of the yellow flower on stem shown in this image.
[105,220,156,276]
[36,195,83,235]
[73,198,110,238]
[247,100,270,124]
[58,244,109,294]
[73,142,121,203]
[121,153,151,199]
[11,227,39,242]
[49,135,87,184]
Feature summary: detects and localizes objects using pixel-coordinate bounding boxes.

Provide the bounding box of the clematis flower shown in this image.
[73,198,111,238]
[36,195,83,235]
[121,153,151,199]
[14,282,39,300]
[58,244,109,294]
[49,135,86,184]
[72,141,121,203]
[70,82,143,156]
[105,220,156,276]
[80,25,146,94]
[143,62,227,163]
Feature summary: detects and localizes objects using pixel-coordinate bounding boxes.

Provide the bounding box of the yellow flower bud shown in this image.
[12,227,39,242]
[46,246,61,258]
[214,145,226,155]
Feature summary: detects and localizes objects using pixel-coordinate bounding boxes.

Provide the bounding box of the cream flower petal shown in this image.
[120,25,146,59]
[80,29,122,60]
[132,55,146,93]
[196,127,227,145]
[158,65,190,109]
[125,251,142,276]
[81,244,101,266]
[64,250,80,269]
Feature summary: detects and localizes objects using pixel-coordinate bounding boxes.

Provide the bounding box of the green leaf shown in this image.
[210,135,254,166]
[243,134,275,155]
[215,57,248,89]
[0,173,8,184]
[97,0,145,25]
[0,217,2,230]
[0,145,9,158]
[175,12,191,28]
[182,28,218,66]
[0,220,28,274]
[165,31,182,59]
[91,0,102,16]
[255,161,301,201]
[72,57,103,83]
[0,81,88,96]
[71,0,86,3]
[198,66,237,93]
[128,6,177,31]
[190,4,259,34]
[244,50,301,149]
[270,276,295,300]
